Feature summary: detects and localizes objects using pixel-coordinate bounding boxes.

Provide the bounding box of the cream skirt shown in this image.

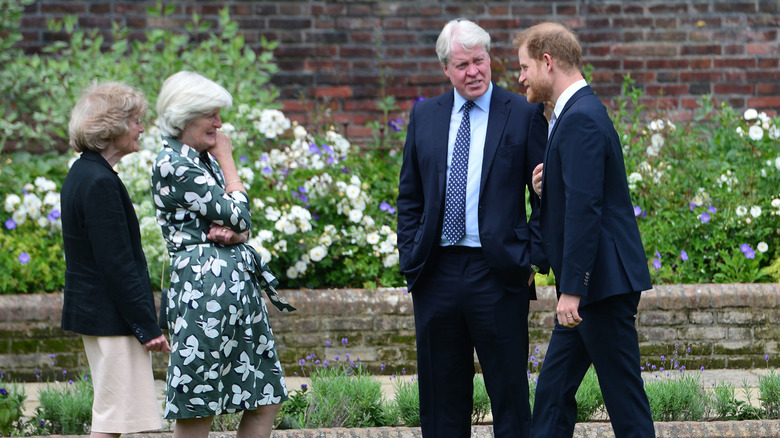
[82,335,163,433]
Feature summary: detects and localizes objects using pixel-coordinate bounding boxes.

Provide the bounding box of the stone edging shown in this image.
[32,420,780,437]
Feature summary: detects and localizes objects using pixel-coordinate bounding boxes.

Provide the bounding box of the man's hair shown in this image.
[436,18,491,66]
[513,22,582,72]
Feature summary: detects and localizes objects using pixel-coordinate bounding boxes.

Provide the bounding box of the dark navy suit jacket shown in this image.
[60,150,162,343]
[541,85,652,306]
[397,84,548,295]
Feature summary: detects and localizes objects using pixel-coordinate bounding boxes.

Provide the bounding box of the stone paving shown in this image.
[21,369,780,437]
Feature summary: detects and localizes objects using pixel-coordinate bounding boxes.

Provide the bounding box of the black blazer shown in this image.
[60,150,162,343]
[541,85,652,306]
[397,84,548,294]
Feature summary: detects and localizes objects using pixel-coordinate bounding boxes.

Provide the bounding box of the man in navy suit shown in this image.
[397,18,548,438]
[514,22,655,437]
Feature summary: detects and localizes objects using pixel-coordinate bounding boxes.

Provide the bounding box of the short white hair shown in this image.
[156,71,233,137]
[435,19,491,67]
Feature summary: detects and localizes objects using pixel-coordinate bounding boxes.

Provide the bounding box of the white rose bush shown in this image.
[620,96,780,283]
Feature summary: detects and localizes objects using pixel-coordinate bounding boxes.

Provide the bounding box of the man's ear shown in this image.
[543,53,553,73]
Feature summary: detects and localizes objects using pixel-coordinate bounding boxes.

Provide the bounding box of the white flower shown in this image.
[775,157,780,171]
[772,198,780,209]
[744,108,758,120]
[309,245,327,262]
[286,266,298,279]
[4,194,21,213]
[750,206,762,218]
[736,126,745,138]
[366,232,380,245]
[22,193,42,219]
[293,125,308,140]
[769,126,780,140]
[748,125,764,141]
[294,260,307,274]
[265,207,281,222]
[757,242,769,253]
[349,209,363,223]
[320,235,333,247]
[383,253,399,268]
[345,185,361,200]
[736,206,747,217]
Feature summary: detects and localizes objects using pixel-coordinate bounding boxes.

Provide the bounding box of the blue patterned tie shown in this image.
[443,100,474,245]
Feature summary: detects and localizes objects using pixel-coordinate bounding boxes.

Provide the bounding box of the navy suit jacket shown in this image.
[397,84,548,294]
[541,85,652,306]
[60,150,162,343]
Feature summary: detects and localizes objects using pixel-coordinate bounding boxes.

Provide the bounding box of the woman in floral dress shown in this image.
[151,71,294,438]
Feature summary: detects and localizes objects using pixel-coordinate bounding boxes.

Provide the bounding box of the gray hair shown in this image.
[156,71,233,137]
[435,19,491,66]
[68,82,147,153]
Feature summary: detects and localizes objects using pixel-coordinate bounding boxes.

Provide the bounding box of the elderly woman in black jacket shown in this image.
[60,82,170,438]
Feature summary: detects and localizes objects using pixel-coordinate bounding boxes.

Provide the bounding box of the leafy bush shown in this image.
[575,366,604,422]
[645,373,707,422]
[32,374,93,435]
[711,380,761,420]
[390,376,420,427]
[2,3,779,293]
[759,369,780,419]
[0,382,26,436]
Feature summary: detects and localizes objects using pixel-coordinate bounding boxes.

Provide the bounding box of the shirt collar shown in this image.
[454,81,493,113]
[552,79,587,119]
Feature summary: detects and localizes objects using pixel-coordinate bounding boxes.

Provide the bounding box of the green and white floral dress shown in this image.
[151,136,294,419]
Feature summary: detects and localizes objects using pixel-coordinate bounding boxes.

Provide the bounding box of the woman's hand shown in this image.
[143,334,171,352]
[208,131,234,162]
[207,223,249,245]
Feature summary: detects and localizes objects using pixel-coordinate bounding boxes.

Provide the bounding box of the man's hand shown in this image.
[532,163,543,196]
[143,334,171,352]
[556,293,582,327]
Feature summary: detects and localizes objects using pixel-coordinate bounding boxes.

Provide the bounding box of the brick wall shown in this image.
[16,0,780,143]
[0,284,777,381]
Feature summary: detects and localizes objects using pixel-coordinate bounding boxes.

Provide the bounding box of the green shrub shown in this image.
[711,380,761,420]
[33,374,93,435]
[471,374,491,424]
[645,373,707,422]
[0,382,26,436]
[575,366,604,422]
[759,369,780,419]
[390,376,419,427]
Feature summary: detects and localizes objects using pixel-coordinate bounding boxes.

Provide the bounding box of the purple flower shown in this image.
[688,203,696,212]
[309,143,320,154]
[655,250,661,259]
[699,212,710,223]
[239,155,248,163]
[633,206,642,217]
[680,250,688,261]
[380,363,386,371]
[342,337,348,346]
[0,388,7,396]
[325,340,332,347]
[326,157,335,164]
[740,243,751,253]
[299,359,305,366]
[262,166,272,175]
[653,258,661,270]
[414,96,426,104]
[740,243,755,259]
[708,206,717,214]
[47,209,61,221]
[18,252,30,264]
[744,249,756,259]
[321,144,334,154]
[4,219,16,230]
[388,119,403,132]
[301,383,308,390]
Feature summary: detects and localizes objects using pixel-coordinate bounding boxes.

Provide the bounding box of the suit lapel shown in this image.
[480,85,508,197]
[435,91,455,198]
[542,85,594,194]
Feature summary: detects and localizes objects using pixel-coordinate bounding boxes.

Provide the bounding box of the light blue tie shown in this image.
[443,101,474,245]
[548,112,557,139]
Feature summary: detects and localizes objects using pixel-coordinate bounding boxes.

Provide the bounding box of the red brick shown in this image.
[747,42,780,55]
[714,84,754,95]
[748,96,780,107]
[314,86,352,99]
